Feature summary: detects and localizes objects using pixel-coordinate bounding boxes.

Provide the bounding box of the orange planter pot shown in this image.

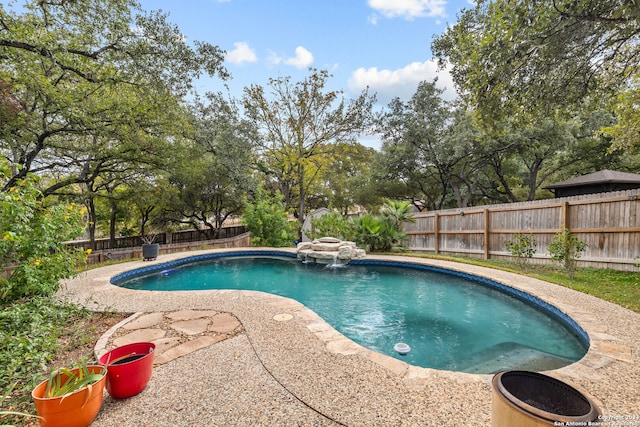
[31,365,106,427]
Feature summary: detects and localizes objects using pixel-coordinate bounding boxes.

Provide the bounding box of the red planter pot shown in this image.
[31,365,106,427]
[99,342,155,399]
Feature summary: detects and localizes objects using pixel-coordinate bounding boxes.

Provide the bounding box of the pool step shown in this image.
[458,342,574,374]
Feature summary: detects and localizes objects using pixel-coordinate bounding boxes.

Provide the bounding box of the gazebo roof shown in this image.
[545,170,640,189]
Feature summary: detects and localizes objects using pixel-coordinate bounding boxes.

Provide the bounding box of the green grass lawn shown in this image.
[392,252,640,314]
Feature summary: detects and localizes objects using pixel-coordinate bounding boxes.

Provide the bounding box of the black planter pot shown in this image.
[491,370,600,426]
[141,243,159,261]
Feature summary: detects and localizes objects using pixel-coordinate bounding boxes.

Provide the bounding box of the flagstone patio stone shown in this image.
[98,310,243,368]
[113,328,166,347]
[154,335,227,365]
[209,312,242,333]
[170,318,212,335]
[122,312,165,330]
[151,337,182,355]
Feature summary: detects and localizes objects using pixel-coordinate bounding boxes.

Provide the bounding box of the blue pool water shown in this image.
[113,253,588,373]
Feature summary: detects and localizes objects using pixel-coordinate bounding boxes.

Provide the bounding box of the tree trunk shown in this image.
[490,155,518,202]
[297,163,306,231]
[527,158,544,201]
[451,183,464,208]
[87,198,97,251]
[109,197,117,249]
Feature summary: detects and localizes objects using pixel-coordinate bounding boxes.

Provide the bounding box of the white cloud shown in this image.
[348,60,457,105]
[225,42,257,65]
[266,50,282,65]
[284,46,314,69]
[368,0,446,19]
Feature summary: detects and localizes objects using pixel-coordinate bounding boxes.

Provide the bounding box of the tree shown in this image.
[164,93,256,238]
[373,131,441,210]
[243,68,375,227]
[377,80,489,209]
[128,177,172,238]
[440,109,492,207]
[377,82,451,209]
[314,142,378,215]
[601,79,640,153]
[73,134,172,248]
[480,111,632,202]
[432,0,640,127]
[0,0,227,195]
[515,118,578,201]
[0,79,21,146]
[375,82,638,208]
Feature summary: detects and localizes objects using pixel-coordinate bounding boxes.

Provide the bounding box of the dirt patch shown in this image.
[47,311,132,369]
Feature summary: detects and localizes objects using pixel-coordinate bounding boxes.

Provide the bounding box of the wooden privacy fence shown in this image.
[66,226,247,252]
[84,232,251,265]
[403,188,640,271]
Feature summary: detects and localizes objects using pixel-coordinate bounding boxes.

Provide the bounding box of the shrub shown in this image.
[1,162,87,304]
[350,214,404,252]
[242,187,298,247]
[306,200,412,252]
[309,212,353,241]
[548,228,587,278]
[505,233,537,269]
[380,199,415,228]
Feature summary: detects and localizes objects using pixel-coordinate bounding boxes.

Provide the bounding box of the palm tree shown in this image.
[381,199,415,227]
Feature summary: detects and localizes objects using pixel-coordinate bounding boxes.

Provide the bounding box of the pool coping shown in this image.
[62,247,639,422]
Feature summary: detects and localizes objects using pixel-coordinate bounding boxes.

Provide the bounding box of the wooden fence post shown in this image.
[484,208,490,260]
[434,213,440,254]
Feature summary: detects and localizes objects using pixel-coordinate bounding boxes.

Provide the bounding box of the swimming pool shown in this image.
[111,251,589,373]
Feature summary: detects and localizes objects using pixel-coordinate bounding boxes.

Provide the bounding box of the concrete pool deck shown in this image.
[61,248,639,426]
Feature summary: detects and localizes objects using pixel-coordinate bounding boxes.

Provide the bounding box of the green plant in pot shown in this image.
[44,365,105,399]
[31,362,107,427]
[141,233,160,261]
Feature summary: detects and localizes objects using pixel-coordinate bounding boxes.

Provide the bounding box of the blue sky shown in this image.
[138,0,473,106]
